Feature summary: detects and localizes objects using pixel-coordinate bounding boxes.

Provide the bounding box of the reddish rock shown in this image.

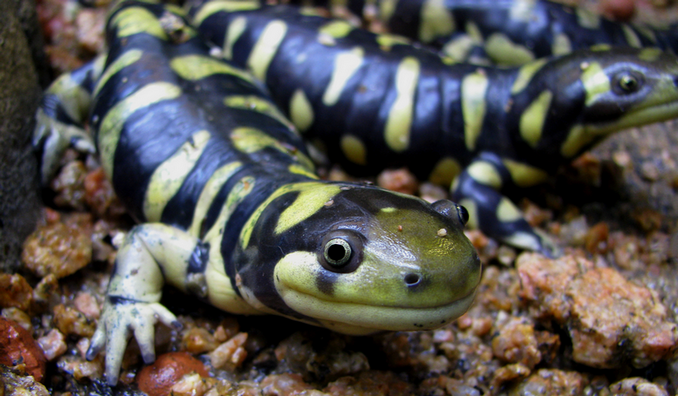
[517,253,678,368]
[137,352,209,396]
[600,0,636,22]
[608,377,668,396]
[584,222,609,254]
[492,317,542,369]
[508,369,587,396]
[377,168,419,195]
[0,273,33,311]
[0,317,46,382]
[53,303,95,337]
[22,214,92,279]
[491,363,531,391]
[260,373,314,395]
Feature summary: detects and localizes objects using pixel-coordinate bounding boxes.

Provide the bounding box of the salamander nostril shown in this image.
[404,273,421,287]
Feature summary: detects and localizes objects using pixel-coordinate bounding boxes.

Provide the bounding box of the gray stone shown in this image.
[0,0,42,273]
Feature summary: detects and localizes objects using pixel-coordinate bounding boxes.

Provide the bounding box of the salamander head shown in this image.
[236,182,481,334]
[513,47,678,159]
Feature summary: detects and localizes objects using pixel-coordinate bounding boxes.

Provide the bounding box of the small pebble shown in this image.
[37,328,68,361]
[640,161,660,181]
[0,317,46,382]
[608,377,668,396]
[22,216,93,279]
[599,0,636,21]
[0,273,33,311]
[137,352,209,396]
[377,167,419,195]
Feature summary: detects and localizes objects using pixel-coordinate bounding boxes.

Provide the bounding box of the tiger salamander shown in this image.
[35,0,481,385]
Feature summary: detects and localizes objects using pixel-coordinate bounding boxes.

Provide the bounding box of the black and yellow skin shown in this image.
[190,1,678,254]
[35,0,482,386]
[358,0,678,65]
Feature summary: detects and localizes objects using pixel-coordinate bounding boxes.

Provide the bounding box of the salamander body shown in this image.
[191,1,678,253]
[349,0,678,65]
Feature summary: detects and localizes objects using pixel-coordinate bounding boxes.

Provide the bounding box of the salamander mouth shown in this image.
[277,286,478,335]
[591,99,678,133]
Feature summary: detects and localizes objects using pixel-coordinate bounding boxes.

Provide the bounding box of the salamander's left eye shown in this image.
[431,199,469,226]
[319,230,363,273]
[456,204,470,226]
[617,73,641,93]
[324,238,352,267]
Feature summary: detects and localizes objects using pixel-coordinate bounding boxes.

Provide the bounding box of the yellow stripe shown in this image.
[275,184,342,235]
[511,58,547,95]
[144,130,211,222]
[230,127,315,171]
[467,161,502,189]
[502,159,548,188]
[376,34,410,51]
[340,135,367,165]
[485,33,535,66]
[428,157,461,186]
[519,90,552,148]
[246,20,287,83]
[188,161,243,236]
[496,198,522,222]
[635,27,657,44]
[299,7,324,16]
[223,95,295,131]
[576,7,600,29]
[110,6,167,39]
[551,33,572,56]
[441,35,476,63]
[204,175,256,243]
[379,0,397,24]
[461,71,488,151]
[98,82,182,178]
[93,49,143,97]
[318,20,353,39]
[465,21,483,42]
[164,3,186,17]
[239,182,339,248]
[170,55,255,84]
[622,25,642,48]
[289,89,315,132]
[192,0,259,26]
[458,198,478,230]
[638,48,662,61]
[384,57,420,153]
[322,47,364,106]
[418,0,455,43]
[580,62,611,106]
[223,16,247,60]
[560,124,589,158]
[47,73,92,124]
[288,164,319,179]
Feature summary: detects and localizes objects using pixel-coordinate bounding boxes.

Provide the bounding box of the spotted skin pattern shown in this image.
[191,1,678,255]
[35,0,480,385]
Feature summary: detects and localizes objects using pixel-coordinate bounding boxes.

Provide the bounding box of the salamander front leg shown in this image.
[86,223,204,385]
[452,152,559,257]
[34,58,104,183]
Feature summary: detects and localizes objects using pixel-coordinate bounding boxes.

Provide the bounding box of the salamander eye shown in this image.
[324,238,351,267]
[319,230,363,273]
[431,199,469,226]
[617,73,641,93]
[456,204,470,226]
